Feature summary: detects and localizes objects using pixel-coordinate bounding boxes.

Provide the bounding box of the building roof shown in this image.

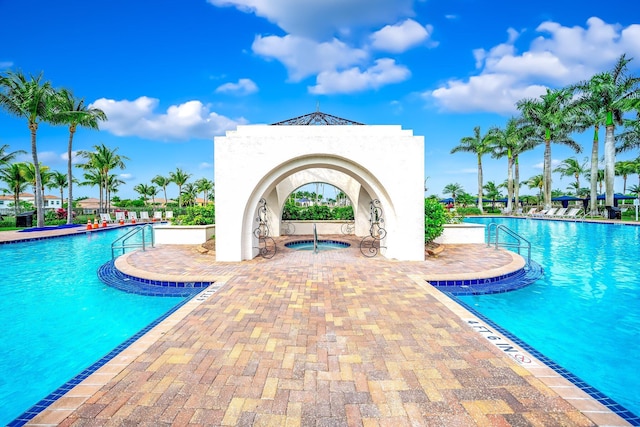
[271,110,364,126]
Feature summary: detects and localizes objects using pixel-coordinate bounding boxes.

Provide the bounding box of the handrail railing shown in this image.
[313,223,318,254]
[486,223,531,267]
[111,224,155,260]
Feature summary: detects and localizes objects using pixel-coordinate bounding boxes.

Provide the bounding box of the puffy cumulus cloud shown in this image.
[207,0,413,39]
[199,162,213,169]
[429,74,547,114]
[309,58,410,94]
[252,35,367,81]
[90,97,246,141]
[215,78,258,95]
[119,173,135,181]
[425,17,640,114]
[60,150,83,164]
[36,151,64,165]
[370,19,433,53]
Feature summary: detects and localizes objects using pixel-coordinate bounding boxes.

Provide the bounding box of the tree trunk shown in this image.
[589,127,599,215]
[477,154,484,214]
[30,123,45,228]
[67,126,76,224]
[506,151,514,214]
[604,122,616,208]
[543,138,552,210]
[514,155,520,211]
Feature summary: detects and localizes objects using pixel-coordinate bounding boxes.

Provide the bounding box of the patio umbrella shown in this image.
[552,195,583,208]
[439,198,454,204]
[596,193,637,207]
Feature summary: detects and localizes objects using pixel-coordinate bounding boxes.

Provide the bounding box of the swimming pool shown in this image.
[285,239,351,251]
[0,229,185,425]
[461,217,640,417]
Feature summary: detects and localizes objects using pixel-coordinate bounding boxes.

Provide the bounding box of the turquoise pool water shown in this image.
[0,229,184,425]
[285,239,351,251]
[461,217,640,416]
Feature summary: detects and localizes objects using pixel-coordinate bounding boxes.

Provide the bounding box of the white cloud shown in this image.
[0,61,13,69]
[425,17,640,114]
[370,19,432,53]
[309,58,410,94]
[60,150,83,165]
[119,173,135,181]
[37,151,63,165]
[252,35,367,81]
[207,0,413,38]
[533,159,561,170]
[215,78,258,95]
[89,97,246,141]
[199,162,213,169]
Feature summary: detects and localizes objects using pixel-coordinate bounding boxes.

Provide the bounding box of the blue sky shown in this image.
[1,0,639,200]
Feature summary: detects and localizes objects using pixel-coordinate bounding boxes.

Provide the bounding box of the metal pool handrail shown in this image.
[111,224,155,260]
[313,223,318,254]
[486,222,531,267]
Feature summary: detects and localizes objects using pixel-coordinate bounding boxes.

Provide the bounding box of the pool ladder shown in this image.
[111,224,155,260]
[486,223,531,267]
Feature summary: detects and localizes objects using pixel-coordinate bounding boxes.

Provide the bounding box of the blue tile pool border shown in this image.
[284,239,351,249]
[7,291,202,427]
[449,293,640,426]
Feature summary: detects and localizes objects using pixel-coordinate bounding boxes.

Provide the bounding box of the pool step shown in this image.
[429,260,543,296]
[98,260,213,297]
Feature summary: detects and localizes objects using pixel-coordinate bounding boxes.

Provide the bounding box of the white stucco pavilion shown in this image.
[214,111,425,261]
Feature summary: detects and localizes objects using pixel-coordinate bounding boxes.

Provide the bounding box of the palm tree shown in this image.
[554,157,588,192]
[488,118,534,213]
[616,116,640,154]
[181,182,199,206]
[22,162,51,199]
[442,183,464,206]
[0,144,25,165]
[517,88,582,209]
[615,160,636,194]
[151,175,171,206]
[49,88,107,224]
[104,174,125,210]
[77,143,128,213]
[526,174,544,206]
[577,54,640,207]
[450,126,492,213]
[482,181,502,210]
[0,71,55,227]
[195,178,214,204]
[169,168,191,208]
[49,171,68,212]
[134,183,151,205]
[0,162,28,215]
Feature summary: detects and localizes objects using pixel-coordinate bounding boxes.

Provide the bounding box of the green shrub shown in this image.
[174,205,215,225]
[455,207,481,216]
[424,198,446,243]
[282,203,354,221]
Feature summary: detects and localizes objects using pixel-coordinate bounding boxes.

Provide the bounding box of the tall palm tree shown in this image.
[554,157,588,192]
[0,162,28,215]
[49,88,107,224]
[0,71,55,227]
[181,182,199,206]
[49,171,68,212]
[488,118,535,213]
[104,174,125,211]
[482,181,502,209]
[450,126,492,213]
[77,143,128,213]
[517,88,582,209]
[578,54,640,207]
[151,175,171,206]
[169,168,191,208]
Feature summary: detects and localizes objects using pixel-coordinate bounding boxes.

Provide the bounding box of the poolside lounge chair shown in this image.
[139,211,151,222]
[542,208,558,217]
[100,213,114,223]
[115,212,126,223]
[153,211,163,221]
[562,208,583,219]
[127,211,138,223]
[165,211,173,220]
[524,207,538,216]
[552,207,568,217]
[531,208,549,217]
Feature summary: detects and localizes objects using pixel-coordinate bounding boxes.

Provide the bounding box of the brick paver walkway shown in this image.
[18,233,630,426]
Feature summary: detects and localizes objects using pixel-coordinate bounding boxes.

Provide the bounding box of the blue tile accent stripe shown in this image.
[285,239,351,248]
[97,260,212,297]
[7,293,200,427]
[451,295,640,426]
[427,260,543,295]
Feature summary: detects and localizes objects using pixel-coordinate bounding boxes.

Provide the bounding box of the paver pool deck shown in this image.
[6,228,631,427]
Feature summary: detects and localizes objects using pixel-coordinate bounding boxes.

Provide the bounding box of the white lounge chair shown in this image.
[563,208,583,219]
[153,211,163,221]
[532,208,549,217]
[524,207,538,217]
[115,212,126,223]
[543,208,558,217]
[552,207,568,217]
[139,211,150,222]
[127,211,138,223]
[165,211,173,220]
[100,213,114,223]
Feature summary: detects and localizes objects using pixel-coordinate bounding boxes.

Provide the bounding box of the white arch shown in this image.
[214,124,424,261]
